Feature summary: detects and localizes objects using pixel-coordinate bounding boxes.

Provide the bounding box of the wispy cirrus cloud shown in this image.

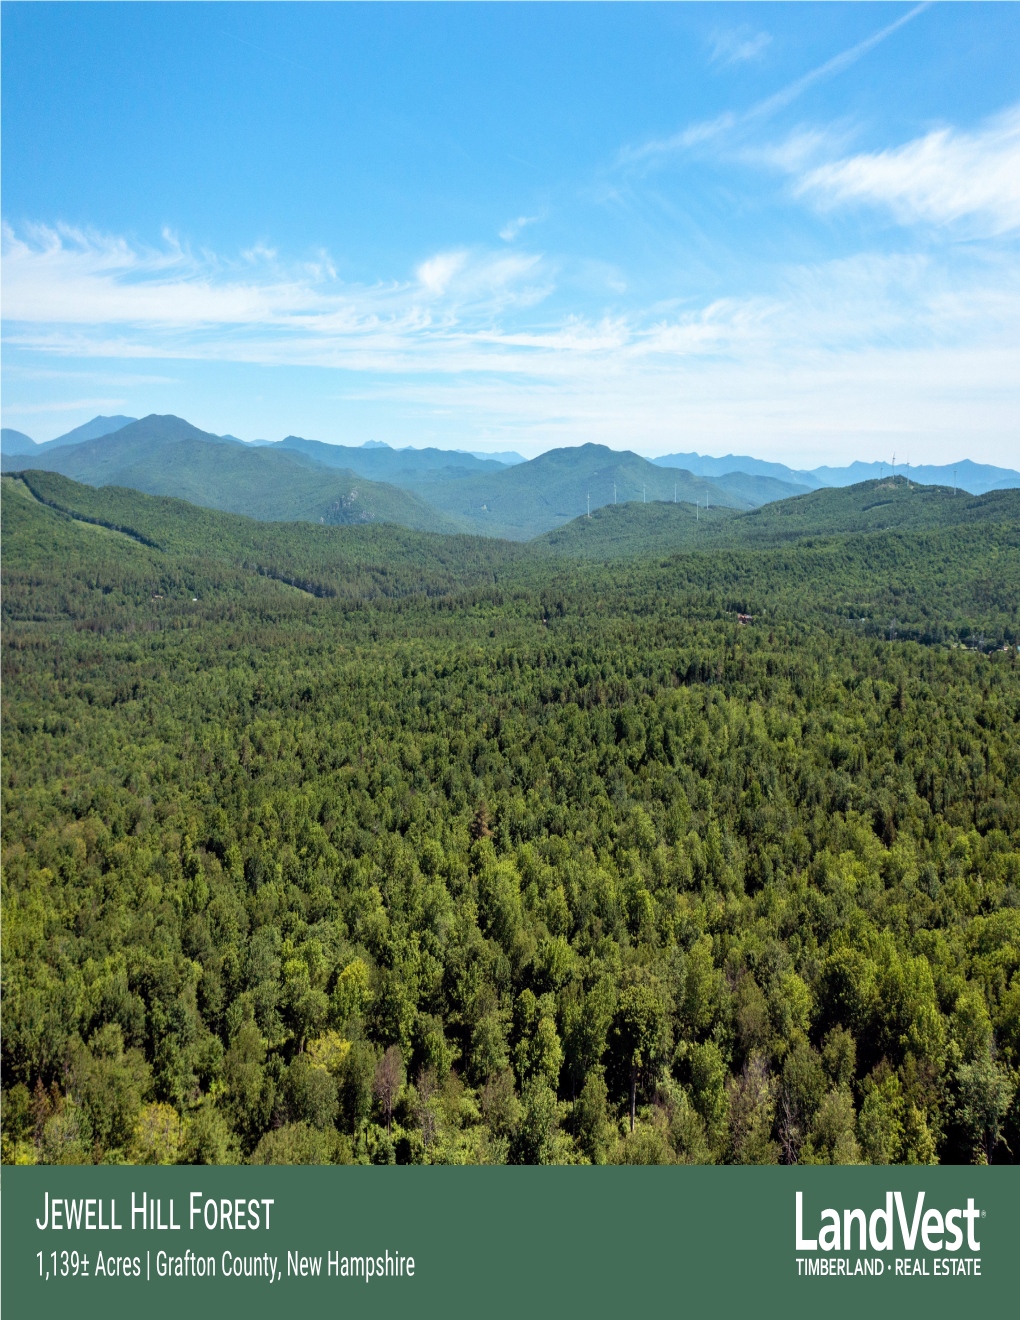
[500,215,540,242]
[793,103,1020,235]
[2,396,127,415]
[620,4,928,167]
[1,223,557,372]
[241,242,279,264]
[1,221,331,326]
[415,247,546,304]
[416,250,467,295]
[2,218,1018,464]
[709,27,771,69]
[2,225,551,337]
[4,365,178,384]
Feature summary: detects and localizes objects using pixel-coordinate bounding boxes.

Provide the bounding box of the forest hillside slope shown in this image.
[2,470,1018,1169]
[2,417,465,533]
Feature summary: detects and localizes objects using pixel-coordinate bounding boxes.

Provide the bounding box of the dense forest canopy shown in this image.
[2,473,1018,1166]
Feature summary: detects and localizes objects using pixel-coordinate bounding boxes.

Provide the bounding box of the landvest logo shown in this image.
[794,1192,983,1279]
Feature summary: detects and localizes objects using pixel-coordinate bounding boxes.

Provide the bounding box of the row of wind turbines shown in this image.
[881,452,961,494]
[586,479,708,520]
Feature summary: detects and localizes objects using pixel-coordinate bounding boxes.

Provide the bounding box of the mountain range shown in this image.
[394,442,759,539]
[10,467,1019,579]
[808,458,1020,494]
[652,451,1019,496]
[534,475,1020,558]
[3,412,1018,539]
[2,415,755,538]
[355,439,527,465]
[0,415,137,454]
[268,435,511,480]
[0,415,459,533]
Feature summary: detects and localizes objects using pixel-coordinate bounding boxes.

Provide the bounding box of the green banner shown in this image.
[2,1166,1015,1320]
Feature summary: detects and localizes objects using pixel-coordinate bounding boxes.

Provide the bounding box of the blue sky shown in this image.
[2,2,1018,466]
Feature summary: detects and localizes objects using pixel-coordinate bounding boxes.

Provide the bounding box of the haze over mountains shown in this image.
[809,458,1020,495]
[396,443,756,539]
[1,415,460,533]
[3,412,1018,540]
[652,451,1019,496]
[0,415,755,538]
[652,451,821,490]
[268,435,511,481]
[0,414,137,454]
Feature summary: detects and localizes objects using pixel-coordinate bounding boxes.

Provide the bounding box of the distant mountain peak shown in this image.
[1,427,38,454]
[361,440,392,449]
[45,414,138,450]
[459,449,525,465]
[651,450,1019,496]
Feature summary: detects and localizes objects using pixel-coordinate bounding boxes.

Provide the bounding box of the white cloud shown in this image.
[4,365,177,384]
[416,251,467,294]
[748,5,928,121]
[746,125,857,175]
[0,222,330,326]
[621,5,927,167]
[709,28,771,68]
[2,222,1018,466]
[499,215,539,242]
[618,113,735,167]
[3,396,126,415]
[241,242,278,263]
[0,224,555,366]
[794,103,1020,234]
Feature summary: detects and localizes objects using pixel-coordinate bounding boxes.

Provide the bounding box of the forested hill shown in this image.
[271,435,510,480]
[10,470,1020,642]
[1,416,465,534]
[2,469,1018,1169]
[534,499,739,557]
[6,470,1020,649]
[399,443,751,539]
[2,419,747,541]
[7,471,525,602]
[735,478,1020,542]
[534,476,1020,557]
